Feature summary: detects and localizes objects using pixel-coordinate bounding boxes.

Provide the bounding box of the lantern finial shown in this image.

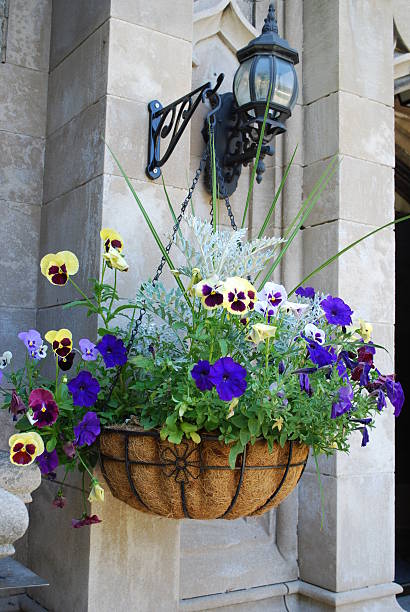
[262,3,278,35]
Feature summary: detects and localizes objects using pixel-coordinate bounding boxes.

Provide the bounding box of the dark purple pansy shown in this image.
[9,391,27,420]
[29,388,59,428]
[321,296,353,326]
[72,514,102,529]
[74,411,101,446]
[58,351,75,371]
[67,371,100,407]
[295,286,315,299]
[385,379,405,417]
[299,373,313,397]
[191,360,214,391]
[201,283,224,309]
[357,344,375,365]
[36,449,59,475]
[96,334,127,368]
[331,384,353,418]
[208,357,247,402]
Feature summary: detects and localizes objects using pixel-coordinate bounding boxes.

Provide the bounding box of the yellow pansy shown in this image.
[40,251,79,286]
[9,432,44,466]
[358,319,373,343]
[246,323,277,345]
[100,228,124,253]
[103,246,129,272]
[272,417,284,432]
[45,329,73,358]
[223,277,257,315]
[193,276,224,310]
[88,481,105,503]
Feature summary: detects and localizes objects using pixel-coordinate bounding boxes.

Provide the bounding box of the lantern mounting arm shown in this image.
[146,73,224,179]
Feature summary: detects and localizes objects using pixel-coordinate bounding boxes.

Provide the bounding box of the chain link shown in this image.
[209,156,238,232]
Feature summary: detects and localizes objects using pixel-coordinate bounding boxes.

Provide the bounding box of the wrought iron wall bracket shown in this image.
[146,74,224,180]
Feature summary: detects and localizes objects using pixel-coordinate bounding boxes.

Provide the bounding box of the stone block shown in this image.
[101,173,188,298]
[0,132,44,203]
[304,156,394,228]
[6,0,51,72]
[0,452,41,503]
[298,471,338,591]
[339,92,395,168]
[87,480,180,612]
[339,0,394,107]
[0,201,40,309]
[27,480,90,612]
[107,18,192,104]
[50,0,110,69]
[104,94,190,189]
[38,176,103,309]
[284,103,304,168]
[304,94,339,166]
[0,63,48,138]
[111,0,193,41]
[302,220,394,324]
[47,22,109,135]
[303,0,339,104]
[43,99,105,204]
[0,307,37,371]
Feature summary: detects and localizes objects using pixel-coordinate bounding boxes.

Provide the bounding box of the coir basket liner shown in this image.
[99,426,309,520]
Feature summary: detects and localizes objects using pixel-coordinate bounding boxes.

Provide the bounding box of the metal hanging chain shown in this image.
[209,156,238,232]
[104,146,209,405]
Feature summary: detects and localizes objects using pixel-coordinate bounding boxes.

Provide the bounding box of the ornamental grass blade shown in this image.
[257,144,298,239]
[162,176,182,240]
[210,126,217,232]
[257,156,339,290]
[241,85,272,229]
[104,141,191,305]
[289,214,410,296]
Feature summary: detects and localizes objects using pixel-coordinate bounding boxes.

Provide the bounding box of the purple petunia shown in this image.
[360,427,370,447]
[295,286,315,299]
[299,373,313,397]
[321,296,353,326]
[29,388,59,428]
[96,335,127,368]
[208,357,247,402]
[72,514,102,529]
[67,371,100,407]
[385,378,405,417]
[331,384,354,419]
[36,449,59,475]
[74,411,101,446]
[377,389,386,412]
[306,339,336,368]
[79,339,98,362]
[191,360,213,391]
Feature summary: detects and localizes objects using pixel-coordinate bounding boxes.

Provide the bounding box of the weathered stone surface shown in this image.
[6,0,51,72]
[43,99,105,204]
[0,451,41,503]
[0,63,48,138]
[47,22,109,135]
[111,0,193,41]
[38,176,103,309]
[0,201,40,309]
[0,307,37,373]
[0,132,44,203]
[104,94,190,189]
[107,18,192,104]
[87,476,180,612]
[304,94,339,166]
[50,0,110,69]
[304,156,394,228]
[0,488,28,559]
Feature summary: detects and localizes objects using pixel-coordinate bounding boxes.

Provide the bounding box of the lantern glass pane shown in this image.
[234,57,252,107]
[254,56,272,102]
[272,57,295,108]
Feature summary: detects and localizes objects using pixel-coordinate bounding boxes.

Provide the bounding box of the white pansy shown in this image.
[281,301,309,317]
[0,351,12,369]
[257,282,287,310]
[304,323,325,345]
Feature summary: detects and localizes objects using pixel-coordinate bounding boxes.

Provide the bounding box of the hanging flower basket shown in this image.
[99,426,309,519]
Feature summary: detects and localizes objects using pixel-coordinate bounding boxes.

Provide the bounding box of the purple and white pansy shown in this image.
[304,323,325,345]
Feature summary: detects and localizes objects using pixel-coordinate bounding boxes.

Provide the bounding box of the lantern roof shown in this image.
[236,3,299,65]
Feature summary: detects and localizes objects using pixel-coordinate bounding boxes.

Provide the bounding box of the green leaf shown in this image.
[180,422,197,433]
[168,431,183,444]
[228,442,244,469]
[248,417,259,437]
[14,416,31,432]
[218,338,228,357]
[279,430,287,447]
[190,432,201,444]
[46,437,57,452]
[97,327,111,337]
[162,175,182,240]
[289,213,410,296]
[239,429,250,446]
[257,145,298,238]
[62,300,88,310]
[209,125,217,232]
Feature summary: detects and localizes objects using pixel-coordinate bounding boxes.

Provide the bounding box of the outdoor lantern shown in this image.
[146,3,299,196]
